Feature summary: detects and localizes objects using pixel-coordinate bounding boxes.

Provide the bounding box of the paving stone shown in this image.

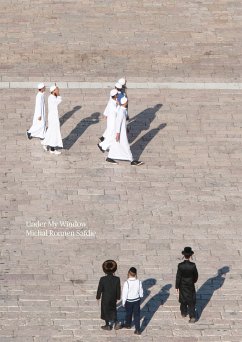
[1,1,242,82]
[1,87,242,341]
[1,1,242,341]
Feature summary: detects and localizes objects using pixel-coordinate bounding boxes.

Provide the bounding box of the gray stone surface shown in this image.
[1,0,242,341]
[1,0,242,82]
[1,88,242,341]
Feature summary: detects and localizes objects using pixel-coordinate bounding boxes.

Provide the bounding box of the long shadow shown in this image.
[60,105,81,127]
[196,266,230,320]
[116,278,156,324]
[63,112,100,150]
[140,283,172,332]
[131,123,167,160]
[128,104,163,144]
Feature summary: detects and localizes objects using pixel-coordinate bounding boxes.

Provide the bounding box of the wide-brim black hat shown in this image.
[102,260,117,274]
[182,246,194,256]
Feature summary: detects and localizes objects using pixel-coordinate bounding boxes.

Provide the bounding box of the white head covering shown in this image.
[115,82,122,90]
[110,89,118,97]
[38,83,45,90]
[118,78,126,86]
[120,97,128,105]
[50,85,57,93]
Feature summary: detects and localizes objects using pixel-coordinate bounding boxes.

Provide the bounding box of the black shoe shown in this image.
[106,158,118,165]
[101,324,112,331]
[26,131,32,140]
[131,160,144,166]
[114,322,122,330]
[134,330,141,335]
[97,144,105,153]
[181,313,187,318]
[122,324,131,329]
[189,317,196,323]
[99,136,104,142]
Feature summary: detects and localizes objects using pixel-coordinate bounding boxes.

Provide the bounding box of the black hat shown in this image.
[102,260,117,274]
[182,247,194,256]
[129,267,137,275]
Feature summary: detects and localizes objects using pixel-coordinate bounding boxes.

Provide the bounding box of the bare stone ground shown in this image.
[1,0,242,82]
[1,1,242,341]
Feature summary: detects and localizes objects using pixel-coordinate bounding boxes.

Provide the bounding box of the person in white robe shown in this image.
[117,78,129,121]
[26,83,46,139]
[41,85,63,155]
[115,82,122,91]
[118,78,126,87]
[106,97,143,166]
[99,82,122,142]
[117,78,127,103]
[98,89,118,152]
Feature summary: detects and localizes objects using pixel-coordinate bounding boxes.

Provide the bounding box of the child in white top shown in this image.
[122,267,143,335]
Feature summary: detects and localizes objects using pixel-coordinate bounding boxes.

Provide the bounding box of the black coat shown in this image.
[175,260,198,304]
[96,274,121,321]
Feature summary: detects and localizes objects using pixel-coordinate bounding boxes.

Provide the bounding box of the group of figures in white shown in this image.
[27,84,62,155]
[26,79,143,165]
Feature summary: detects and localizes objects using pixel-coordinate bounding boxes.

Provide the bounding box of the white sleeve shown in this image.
[139,281,144,298]
[56,96,62,105]
[115,108,123,134]
[122,281,128,306]
[41,95,45,118]
[35,94,42,117]
[103,103,109,117]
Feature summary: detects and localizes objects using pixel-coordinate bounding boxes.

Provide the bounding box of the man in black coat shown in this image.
[96,260,121,331]
[175,247,198,323]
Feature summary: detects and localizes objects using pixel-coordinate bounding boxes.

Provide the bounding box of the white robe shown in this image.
[28,92,46,139]
[100,98,117,151]
[108,106,133,162]
[41,95,63,148]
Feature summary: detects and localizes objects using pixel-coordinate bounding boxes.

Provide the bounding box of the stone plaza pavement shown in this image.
[1,1,242,342]
[1,0,242,83]
[1,88,242,342]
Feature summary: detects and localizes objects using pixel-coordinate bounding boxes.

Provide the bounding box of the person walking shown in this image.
[106,97,143,166]
[117,77,129,121]
[41,85,63,155]
[116,78,127,104]
[98,89,118,151]
[26,83,46,140]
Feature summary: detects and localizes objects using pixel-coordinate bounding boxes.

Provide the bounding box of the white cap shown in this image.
[50,85,57,93]
[120,97,128,105]
[110,89,118,97]
[115,82,122,90]
[118,78,126,86]
[38,83,45,90]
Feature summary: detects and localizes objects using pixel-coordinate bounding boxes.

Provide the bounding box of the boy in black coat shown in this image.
[96,260,121,330]
[176,247,198,323]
